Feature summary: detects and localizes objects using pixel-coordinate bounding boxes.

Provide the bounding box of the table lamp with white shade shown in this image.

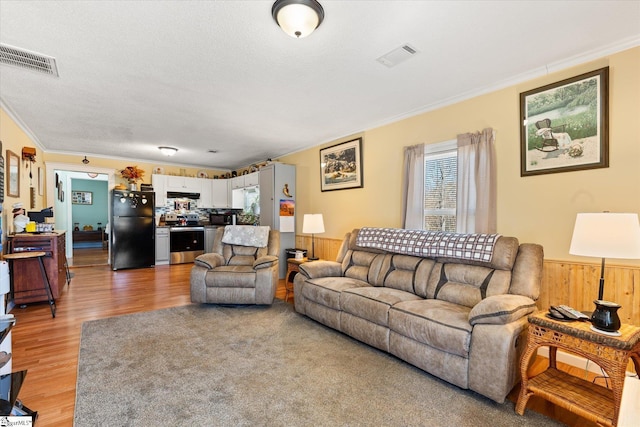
[302,214,324,260]
[569,212,640,333]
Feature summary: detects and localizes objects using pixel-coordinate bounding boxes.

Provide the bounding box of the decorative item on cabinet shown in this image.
[283,183,292,197]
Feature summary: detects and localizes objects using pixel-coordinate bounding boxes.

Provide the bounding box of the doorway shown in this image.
[46,163,115,267]
[69,177,109,266]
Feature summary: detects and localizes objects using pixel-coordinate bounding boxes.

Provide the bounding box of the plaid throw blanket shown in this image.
[356,227,501,262]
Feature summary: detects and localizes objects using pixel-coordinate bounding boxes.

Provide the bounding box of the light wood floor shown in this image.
[68,246,109,267]
[9,263,601,426]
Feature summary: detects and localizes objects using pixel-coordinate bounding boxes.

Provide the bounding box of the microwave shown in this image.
[210,213,236,226]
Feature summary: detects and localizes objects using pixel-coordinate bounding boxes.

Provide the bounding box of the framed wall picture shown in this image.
[520,67,609,176]
[320,137,363,191]
[72,191,93,205]
[6,149,20,197]
[0,141,4,203]
[38,167,44,196]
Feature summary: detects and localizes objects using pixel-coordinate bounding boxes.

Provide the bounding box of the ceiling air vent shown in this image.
[0,44,59,77]
[376,43,419,68]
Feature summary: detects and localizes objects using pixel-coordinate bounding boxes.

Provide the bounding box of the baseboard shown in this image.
[537,347,637,377]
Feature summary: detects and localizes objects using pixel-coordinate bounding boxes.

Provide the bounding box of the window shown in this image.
[424,140,457,232]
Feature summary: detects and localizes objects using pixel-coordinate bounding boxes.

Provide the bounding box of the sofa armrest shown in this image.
[468,294,536,326]
[194,253,225,269]
[298,260,343,279]
[253,255,278,270]
[468,317,529,403]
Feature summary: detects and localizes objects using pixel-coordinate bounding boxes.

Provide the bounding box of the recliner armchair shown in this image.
[190,226,280,305]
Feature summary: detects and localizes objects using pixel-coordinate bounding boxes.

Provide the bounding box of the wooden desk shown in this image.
[516,311,640,426]
[7,232,68,305]
[3,251,56,317]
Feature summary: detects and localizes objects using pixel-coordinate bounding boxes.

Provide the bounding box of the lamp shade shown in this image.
[272,0,324,38]
[569,213,640,259]
[302,213,325,234]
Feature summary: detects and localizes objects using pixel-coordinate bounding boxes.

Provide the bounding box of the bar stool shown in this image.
[4,251,56,318]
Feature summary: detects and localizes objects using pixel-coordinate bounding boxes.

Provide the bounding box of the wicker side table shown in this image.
[285,258,307,302]
[516,311,640,426]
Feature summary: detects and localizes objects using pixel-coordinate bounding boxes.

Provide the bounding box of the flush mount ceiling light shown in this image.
[272,0,324,38]
[159,146,178,156]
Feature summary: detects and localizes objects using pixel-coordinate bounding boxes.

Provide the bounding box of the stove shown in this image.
[165,213,201,226]
[166,213,205,264]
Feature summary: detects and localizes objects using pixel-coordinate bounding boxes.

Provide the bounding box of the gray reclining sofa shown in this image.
[293,227,543,403]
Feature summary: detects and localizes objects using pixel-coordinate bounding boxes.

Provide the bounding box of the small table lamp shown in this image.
[302,214,325,260]
[569,212,640,333]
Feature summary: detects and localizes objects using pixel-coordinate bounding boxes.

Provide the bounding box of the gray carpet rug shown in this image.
[74,302,560,426]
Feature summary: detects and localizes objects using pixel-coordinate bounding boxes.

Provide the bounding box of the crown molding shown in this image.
[0,97,45,150]
[337,35,640,140]
[44,148,231,172]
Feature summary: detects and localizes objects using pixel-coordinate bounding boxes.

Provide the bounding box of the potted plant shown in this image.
[120,166,145,191]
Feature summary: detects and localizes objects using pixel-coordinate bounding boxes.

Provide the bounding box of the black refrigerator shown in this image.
[110,190,155,270]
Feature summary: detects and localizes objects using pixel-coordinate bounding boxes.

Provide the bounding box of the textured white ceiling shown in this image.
[1,1,639,170]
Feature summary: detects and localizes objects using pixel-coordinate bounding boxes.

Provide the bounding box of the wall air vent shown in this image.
[0,44,59,77]
[376,43,419,68]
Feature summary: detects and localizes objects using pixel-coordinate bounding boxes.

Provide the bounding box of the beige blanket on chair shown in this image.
[222,225,271,247]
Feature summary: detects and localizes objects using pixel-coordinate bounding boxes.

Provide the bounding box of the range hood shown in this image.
[167,191,200,200]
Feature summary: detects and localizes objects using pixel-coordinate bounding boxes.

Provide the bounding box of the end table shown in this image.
[285,258,307,302]
[516,311,640,426]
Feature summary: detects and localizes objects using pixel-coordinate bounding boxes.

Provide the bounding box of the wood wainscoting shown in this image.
[540,260,639,326]
[295,235,640,326]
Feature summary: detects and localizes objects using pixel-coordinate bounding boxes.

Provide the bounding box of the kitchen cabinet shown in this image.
[211,179,230,208]
[153,175,229,209]
[152,174,167,207]
[245,172,259,187]
[259,163,295,279]
[155,227,170,265]
[230,172,259,210]
[230,176,245,190]
[230,172,259,190]
[165,176,200,193]
[198,179,213,208]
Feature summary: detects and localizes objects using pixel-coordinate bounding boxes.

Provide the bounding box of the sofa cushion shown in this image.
[389,299,472,358]
[379,255,435,294]
[204,266,257,288]
[342,251,386,285]
[468,294,536,325]
[341,287,422,327]
[302,277,370,310]
[422,263,511,308]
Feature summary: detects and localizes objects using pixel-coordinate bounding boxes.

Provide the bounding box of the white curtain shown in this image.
[456,128,497,233]
[402,143,424,229]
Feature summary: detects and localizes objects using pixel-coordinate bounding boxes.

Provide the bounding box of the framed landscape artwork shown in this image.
[320,138,363,191]
[520,67,609,176]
